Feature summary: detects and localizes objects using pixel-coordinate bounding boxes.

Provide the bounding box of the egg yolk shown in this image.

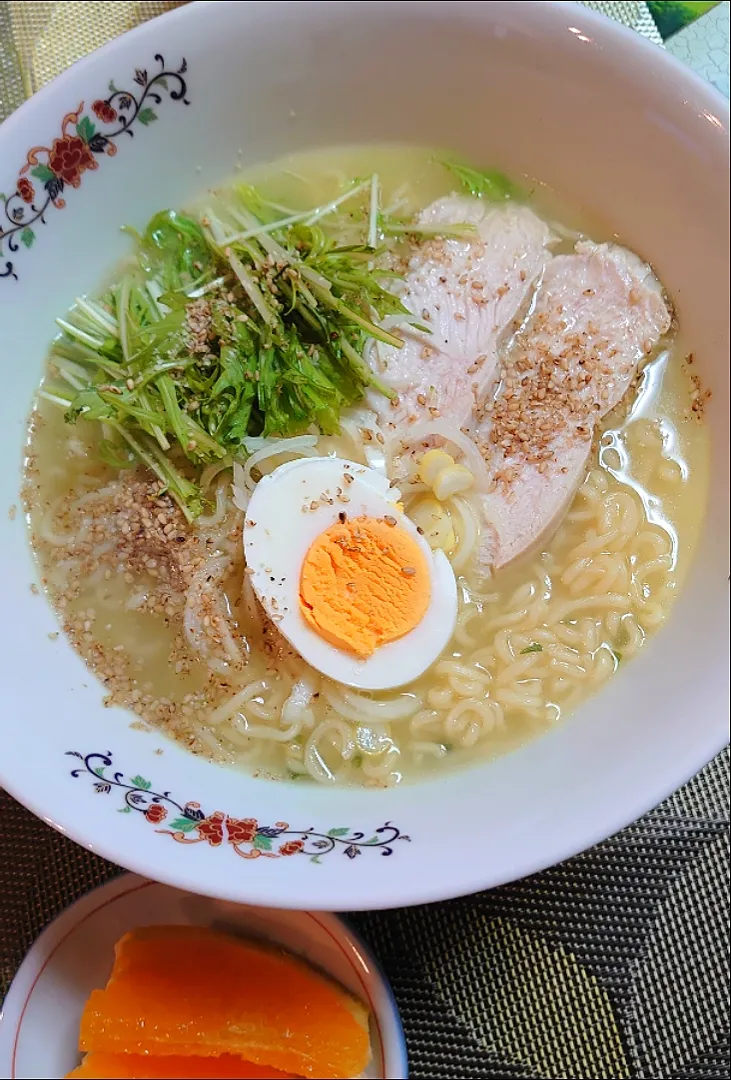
[299,515,431,659]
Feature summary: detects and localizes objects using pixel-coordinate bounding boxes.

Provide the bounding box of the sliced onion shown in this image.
[237,434,319,491]
[339,411,389,474]
[449,494,480,573]
[232,461,250,511]
[196,479,229,528]
[200,458,232,491]
[387,420,491,492]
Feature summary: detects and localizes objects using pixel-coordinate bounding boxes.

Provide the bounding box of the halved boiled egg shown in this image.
[243,457,457,690]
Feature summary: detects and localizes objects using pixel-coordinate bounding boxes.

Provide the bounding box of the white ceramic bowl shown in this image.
[0,1,728,911]
[0,874,408,1079]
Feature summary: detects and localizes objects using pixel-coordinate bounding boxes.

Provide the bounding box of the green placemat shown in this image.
[648,2,721,40]
[1,4,729,1078]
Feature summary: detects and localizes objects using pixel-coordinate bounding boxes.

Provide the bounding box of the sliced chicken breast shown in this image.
[475,240,672,569]
[370,195,555,431]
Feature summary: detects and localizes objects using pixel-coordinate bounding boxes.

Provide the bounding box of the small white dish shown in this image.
[0,874,408,1080]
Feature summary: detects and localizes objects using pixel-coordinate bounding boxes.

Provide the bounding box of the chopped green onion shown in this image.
[381,220,477,239]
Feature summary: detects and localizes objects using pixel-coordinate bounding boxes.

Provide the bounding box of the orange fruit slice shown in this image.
[66,1052,296,1078]
[79,926,371,1079]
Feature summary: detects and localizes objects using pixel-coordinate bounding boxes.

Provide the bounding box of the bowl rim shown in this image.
[0,0,729,145]
[0,873,409,1079]
[0,0,728,912]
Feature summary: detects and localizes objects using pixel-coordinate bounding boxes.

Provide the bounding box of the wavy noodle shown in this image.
[230,715,302,742]
[361,463,682,769]
[305,718,357,784]
[322,684,423,722]
[209,681,274,726]
[445,699,503,747]
[361,747,401,786]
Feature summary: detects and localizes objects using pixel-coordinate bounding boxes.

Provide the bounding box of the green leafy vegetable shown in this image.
[520,643,543,654]
[137,210,214,293]
[44,180,410,519]
[442,159,524,201]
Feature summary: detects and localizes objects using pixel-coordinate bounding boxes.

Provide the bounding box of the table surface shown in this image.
[1,3,729,1079]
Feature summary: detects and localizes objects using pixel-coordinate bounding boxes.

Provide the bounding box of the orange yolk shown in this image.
[299,515,430,659]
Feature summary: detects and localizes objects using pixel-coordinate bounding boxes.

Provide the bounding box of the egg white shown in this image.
[243,457,458,690]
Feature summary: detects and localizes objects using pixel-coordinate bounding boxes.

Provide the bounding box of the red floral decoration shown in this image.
[279,840,306,857]
[17,178,35,203]
[144,803,167,825]
[48,135,98,189]
[197,811,226,847]
[92,99,118,123]
[226,817,259,845]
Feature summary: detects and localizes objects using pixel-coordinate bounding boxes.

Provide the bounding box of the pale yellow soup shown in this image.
[25,146,710,787]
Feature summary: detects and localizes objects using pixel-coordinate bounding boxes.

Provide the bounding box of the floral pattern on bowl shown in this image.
[68,751,411,864]
[1,53,189,280]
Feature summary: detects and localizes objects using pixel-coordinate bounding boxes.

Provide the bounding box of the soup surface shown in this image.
[25,146,710,787]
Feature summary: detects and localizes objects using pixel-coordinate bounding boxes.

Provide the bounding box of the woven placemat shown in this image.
[1,3,729,1078]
